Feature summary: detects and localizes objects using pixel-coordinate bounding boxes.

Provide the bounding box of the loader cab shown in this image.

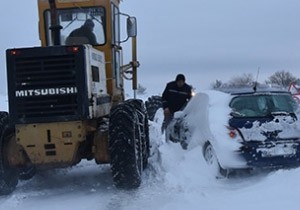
[44,7,106,46]
[37,0,136,102]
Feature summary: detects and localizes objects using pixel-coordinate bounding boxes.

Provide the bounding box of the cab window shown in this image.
[44,7,106,46]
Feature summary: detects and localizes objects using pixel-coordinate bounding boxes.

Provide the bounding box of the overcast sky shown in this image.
[1,1,300,94]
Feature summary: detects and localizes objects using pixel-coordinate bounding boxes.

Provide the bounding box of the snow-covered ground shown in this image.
[0,94,8,112]
[1,93,300,210]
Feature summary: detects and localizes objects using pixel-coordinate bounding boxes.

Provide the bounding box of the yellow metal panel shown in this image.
[16,121,86,165]
[58,0,90,3]
[93,130,110,163]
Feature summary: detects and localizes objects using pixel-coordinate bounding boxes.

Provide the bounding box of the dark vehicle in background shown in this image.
[288,83,300,104]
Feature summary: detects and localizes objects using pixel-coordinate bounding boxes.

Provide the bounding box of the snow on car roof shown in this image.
[182,90,232,147]
[217,87,289,95]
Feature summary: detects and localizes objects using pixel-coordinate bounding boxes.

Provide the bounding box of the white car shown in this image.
[166,89,300,176]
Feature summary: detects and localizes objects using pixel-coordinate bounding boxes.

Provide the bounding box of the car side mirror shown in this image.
[127,17,137,37]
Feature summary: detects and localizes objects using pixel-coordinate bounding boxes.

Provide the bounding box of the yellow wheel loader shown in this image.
[0,0,149,194]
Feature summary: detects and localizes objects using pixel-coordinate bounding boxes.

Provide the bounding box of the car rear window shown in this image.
[229,94,298,117]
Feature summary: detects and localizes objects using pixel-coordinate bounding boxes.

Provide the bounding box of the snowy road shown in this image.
[1,142,300,210]
[1,95,300,210]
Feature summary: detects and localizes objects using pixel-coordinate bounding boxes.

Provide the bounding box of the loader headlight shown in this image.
[9,49,21,56]
[67,46,80,53]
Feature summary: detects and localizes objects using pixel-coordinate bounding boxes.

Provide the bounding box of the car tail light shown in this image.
[227,126,243,142]
[228,129,237,138]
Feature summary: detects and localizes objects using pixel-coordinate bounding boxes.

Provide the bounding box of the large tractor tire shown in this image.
[127,99,150,169]
[19,165,36,180]
[109,99,149,189]
[145,95,162,121]
[0,112,19,195]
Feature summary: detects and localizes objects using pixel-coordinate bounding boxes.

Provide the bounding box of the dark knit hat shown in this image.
[175,74,185,82]
[84,19,95,28]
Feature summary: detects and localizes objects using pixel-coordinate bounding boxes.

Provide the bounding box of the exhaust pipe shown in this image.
[48,0,62,45]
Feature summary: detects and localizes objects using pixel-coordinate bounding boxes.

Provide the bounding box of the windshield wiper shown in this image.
[230,111,245,117]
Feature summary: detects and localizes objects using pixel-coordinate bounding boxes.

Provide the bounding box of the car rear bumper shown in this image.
[239,140,300,168]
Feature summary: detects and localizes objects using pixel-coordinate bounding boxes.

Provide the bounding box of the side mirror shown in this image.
[127,17,137,37]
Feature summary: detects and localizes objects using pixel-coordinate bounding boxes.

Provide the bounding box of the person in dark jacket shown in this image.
[162,74,192,131]
[66,19,98,45]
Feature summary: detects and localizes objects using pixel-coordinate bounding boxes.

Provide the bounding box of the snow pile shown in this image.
[143,105,219,200]
[0,94,8,112]
[179,91,232,146]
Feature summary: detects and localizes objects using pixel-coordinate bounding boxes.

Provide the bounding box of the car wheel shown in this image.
[203,142,227,178]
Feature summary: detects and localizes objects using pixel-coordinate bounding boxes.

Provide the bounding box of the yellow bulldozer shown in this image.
[0,0,149,194]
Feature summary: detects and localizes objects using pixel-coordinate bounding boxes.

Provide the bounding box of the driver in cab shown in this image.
[65,19,98,45]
